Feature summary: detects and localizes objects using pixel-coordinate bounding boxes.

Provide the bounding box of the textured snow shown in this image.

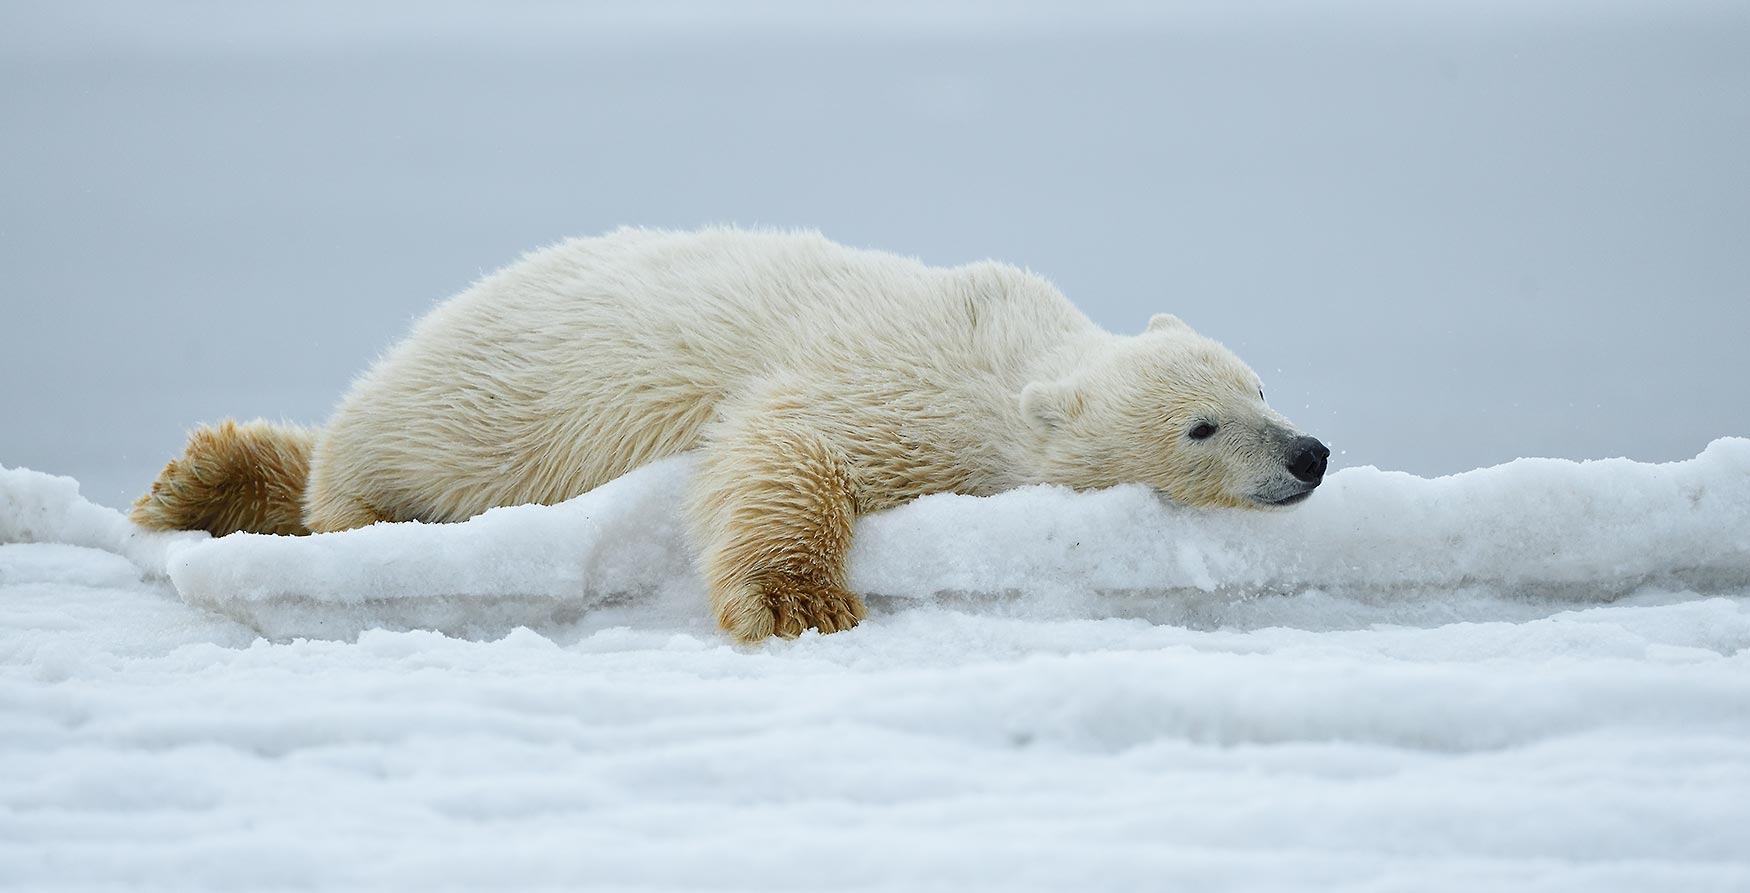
[13,439,1747,641]
[4,444,1750,890]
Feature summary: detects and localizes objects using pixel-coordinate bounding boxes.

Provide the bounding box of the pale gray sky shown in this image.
[3,1,1747,508]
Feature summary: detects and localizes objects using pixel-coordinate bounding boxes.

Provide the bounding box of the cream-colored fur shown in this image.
[135,227,1320,640]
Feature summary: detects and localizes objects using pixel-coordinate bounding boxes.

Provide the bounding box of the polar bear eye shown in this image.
[1188,422,1218,441]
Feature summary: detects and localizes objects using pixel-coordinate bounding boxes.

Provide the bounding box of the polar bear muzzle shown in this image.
[1250,435,1331,507]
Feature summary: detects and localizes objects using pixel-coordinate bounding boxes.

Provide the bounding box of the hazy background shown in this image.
[3,0,1747,510]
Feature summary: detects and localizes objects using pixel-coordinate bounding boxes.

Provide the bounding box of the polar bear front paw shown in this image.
[717,574,868,642]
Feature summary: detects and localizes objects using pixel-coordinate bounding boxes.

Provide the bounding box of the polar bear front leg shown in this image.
[691,416,867,642]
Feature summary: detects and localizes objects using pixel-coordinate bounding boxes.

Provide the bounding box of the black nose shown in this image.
[1286,436,1330,484]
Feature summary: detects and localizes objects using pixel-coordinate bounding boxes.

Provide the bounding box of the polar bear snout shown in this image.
[1286,436,1330,484]
[1244,434,1330,507]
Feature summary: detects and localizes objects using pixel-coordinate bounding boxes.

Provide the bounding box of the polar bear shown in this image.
[132,227,1329,640]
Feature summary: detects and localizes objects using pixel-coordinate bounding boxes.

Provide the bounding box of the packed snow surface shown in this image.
[4,442,1749,890]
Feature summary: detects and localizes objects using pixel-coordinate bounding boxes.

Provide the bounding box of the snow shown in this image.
[13,439,1747,642]
[4,444,1750,890]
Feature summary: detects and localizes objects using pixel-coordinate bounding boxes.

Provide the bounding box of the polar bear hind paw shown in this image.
[129,419,315,537]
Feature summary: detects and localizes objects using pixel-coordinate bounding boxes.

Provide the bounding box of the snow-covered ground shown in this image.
[4,444,1749,890]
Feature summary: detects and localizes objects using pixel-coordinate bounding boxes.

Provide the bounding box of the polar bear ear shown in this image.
[1021,381,1083,431]
[1147,313,1188,333]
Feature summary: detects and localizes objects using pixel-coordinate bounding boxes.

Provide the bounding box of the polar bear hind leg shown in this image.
[129,419,316,537]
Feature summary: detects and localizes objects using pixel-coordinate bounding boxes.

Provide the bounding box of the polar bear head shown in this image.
[1020,313,1329,509]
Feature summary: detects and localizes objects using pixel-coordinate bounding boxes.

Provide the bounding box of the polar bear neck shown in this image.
[936,262,1121,492]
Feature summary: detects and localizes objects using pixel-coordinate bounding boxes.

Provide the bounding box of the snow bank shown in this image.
[0,466,205,574]
[3,440,1748,640]
[4,446,1750,891]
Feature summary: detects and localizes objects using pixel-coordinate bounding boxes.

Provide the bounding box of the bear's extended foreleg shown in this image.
[691,415,867,642]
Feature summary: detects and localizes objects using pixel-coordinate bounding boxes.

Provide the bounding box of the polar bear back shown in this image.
[310,227,1095,524]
